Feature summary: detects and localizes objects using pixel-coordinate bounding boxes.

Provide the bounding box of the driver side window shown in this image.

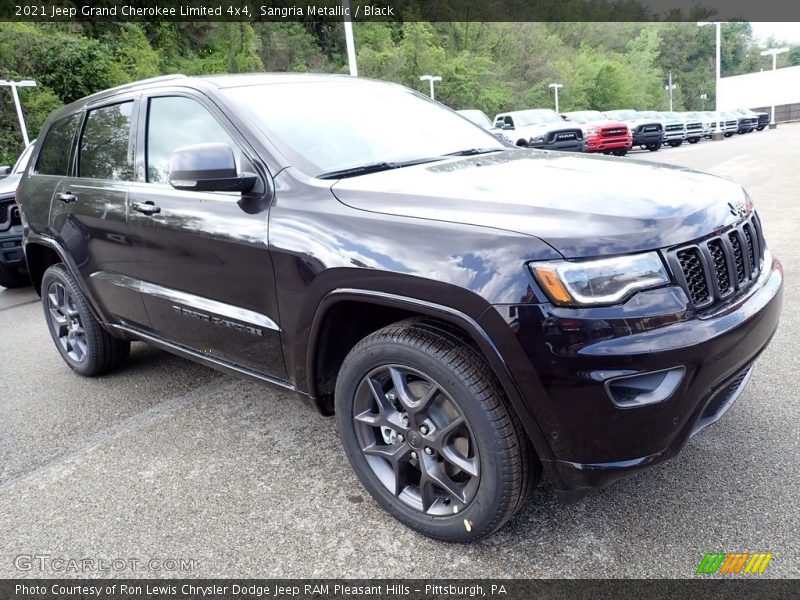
[146,96,241,184]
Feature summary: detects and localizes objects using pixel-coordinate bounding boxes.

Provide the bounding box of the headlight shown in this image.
[530,136,545,144]
[586,128,600,136]
[530,252,670,306]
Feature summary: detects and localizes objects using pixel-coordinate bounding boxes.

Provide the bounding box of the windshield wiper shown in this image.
[442,148,507,157]
[318,157,443,179]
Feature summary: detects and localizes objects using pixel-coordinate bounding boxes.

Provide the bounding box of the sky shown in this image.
[749,22,800,45]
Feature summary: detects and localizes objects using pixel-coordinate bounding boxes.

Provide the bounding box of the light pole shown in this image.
[664,73,677,112]
[0,79,36,146]
[548,83,563,113]
[341,0,357,76]
[698,21,724,140]
[419,75,442,100]
[700,93,708,110]
[760,46,789,129]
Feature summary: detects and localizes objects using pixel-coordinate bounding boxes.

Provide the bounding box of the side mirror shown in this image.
[168,143,257,193]
[0,166,11,177]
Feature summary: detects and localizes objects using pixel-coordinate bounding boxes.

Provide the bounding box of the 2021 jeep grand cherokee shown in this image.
[16,74,783,542]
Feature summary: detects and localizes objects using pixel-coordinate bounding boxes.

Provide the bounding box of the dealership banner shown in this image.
[1,579,799,600]
[1,0,800,22]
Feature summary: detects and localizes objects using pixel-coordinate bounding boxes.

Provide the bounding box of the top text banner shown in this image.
[2,0,800,22]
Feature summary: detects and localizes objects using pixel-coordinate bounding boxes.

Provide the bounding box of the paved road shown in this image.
[1,125,798,579]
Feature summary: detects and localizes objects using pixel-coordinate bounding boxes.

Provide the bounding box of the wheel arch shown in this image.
[304,288,554,461]
[23,234,113,327]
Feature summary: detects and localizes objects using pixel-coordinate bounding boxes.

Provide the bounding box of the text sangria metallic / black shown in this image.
[15,74,783,542]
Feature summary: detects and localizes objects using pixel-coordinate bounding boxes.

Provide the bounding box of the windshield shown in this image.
[457,110,493,129]
[223,80,504,177]
[513,110,563,126]
[564,111,605,123]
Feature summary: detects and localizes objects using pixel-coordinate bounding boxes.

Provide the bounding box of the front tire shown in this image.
[668,140,683,147]
[0,263,29,289]
[41,264,130,376]
[335,320,539,542]
[646,142,662,152]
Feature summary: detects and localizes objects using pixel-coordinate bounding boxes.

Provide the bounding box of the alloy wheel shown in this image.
[47,281,87,362]
[352,365,480,516]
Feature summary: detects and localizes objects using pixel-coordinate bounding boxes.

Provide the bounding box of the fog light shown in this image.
[604,366,685,409]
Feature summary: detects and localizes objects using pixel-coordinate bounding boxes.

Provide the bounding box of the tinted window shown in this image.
[146,96,239,184]
[36,114,81,176]
[79,102,134,181]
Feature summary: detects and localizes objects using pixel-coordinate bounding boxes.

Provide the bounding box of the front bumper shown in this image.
[529,140,585,152]
[0,225,24,268]
[489,257,783,498]
[584,134,632,153]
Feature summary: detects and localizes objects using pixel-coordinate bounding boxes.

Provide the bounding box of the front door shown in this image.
[126,93,287,380]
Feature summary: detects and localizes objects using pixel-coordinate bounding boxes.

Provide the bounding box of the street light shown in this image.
[760,46,789,128]
[548,83,563,113]
[0,79,36,146]
[419,75,442,100]
[341,0,357,77]
[698,21,724,140]
[664,73,677,112]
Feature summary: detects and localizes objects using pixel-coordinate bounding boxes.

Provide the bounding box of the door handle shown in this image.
[57,192,77,204]
[131,201,161,215]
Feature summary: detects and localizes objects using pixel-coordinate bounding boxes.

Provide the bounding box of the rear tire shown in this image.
[668,140,682,147]
[41,264,130,376]
[0,263,29,289]
[645,142,661,152]
[335,319,539,542]
[688,138,699,144]
[612,149,628,156]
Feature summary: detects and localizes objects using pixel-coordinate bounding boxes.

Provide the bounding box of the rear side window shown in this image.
[79,102,134,181]
[36,114,81,176]
[146,96,240,184]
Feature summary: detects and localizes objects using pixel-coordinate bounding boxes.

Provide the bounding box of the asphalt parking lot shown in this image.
[1,124,798,579]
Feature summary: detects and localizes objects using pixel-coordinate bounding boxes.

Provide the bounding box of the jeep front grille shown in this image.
[669,213,766,310]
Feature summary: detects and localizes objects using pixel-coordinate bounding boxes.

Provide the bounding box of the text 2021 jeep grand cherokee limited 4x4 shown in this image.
[16,75,783,543]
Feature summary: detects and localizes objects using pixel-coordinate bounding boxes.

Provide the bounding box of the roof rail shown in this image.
[83,74,188,102]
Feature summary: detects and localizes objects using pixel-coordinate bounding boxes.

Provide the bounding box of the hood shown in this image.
[574,119,628,131]
[330,149,749,258]
[514,122,581,137]
[0,174,21,198]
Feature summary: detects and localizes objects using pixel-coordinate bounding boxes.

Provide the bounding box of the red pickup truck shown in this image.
[562,110,632,156]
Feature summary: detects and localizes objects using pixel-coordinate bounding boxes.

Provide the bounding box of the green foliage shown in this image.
[789,46,800,67]
[0,20,776,164]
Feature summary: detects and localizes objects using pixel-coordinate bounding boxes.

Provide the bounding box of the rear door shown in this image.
[126,91,286,379]
[49,96,150,328]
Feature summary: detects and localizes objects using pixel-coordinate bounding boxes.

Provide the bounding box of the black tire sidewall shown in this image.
[41,265,102,376]
[336,338,513,542]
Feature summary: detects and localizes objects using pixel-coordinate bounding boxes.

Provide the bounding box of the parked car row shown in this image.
[457,106,770,155]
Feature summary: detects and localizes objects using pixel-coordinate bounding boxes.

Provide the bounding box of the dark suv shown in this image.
[16,74,783,543]
[0,142,34,288]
